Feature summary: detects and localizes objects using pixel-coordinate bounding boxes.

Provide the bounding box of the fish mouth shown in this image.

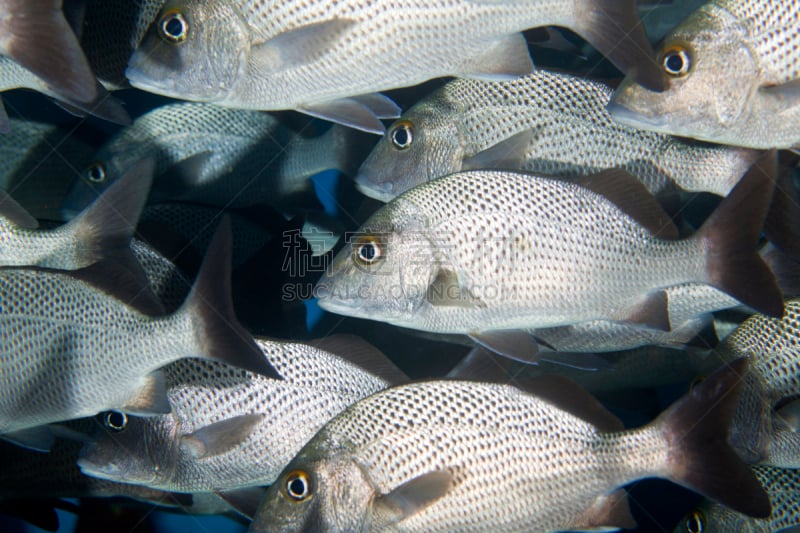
[77,454,123,481]
[605,100,668,130]
[354,174,394,203]
[315,293,364,317]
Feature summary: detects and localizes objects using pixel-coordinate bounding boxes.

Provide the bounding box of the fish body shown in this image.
[77,336,404,492]
[252,359,769,532]
[676,465,800,533]
[126,0,663,133]
[609,0,800,149]
[0,219,276,446]
[62,103,356,213]
[357,70,758,202]
[317,158,781,350]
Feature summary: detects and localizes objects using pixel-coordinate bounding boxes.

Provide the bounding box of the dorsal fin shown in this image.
[310,334,409,385]
[0,189,39,229]
[518,375,624,432]
[571,169,679,239]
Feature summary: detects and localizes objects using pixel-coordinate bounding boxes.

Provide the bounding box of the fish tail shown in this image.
[698,150,784,318]
[67,159,154,268]
[653,358,770,518]
[0,0,98,104]
[179,216,281,380]
[572,0,665,92]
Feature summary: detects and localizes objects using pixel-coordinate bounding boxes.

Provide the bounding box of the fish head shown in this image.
[607,4,758,142]
[77,411,178,488]
[252,450,376,533]
[126,0,249,102]
[674,505,756,533]
[355,102,464,202]
[315,203,440,325]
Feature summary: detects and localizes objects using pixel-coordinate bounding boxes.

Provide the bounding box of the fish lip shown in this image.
[354,174,394,203]
[605,100,667,130]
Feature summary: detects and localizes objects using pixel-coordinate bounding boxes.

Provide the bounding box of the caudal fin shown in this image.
[66,158,154,269]
[573,0,666,92]
[181,217,281,380]
[0,0,98,104]
[655,358,771,518]
[698,151,784,318]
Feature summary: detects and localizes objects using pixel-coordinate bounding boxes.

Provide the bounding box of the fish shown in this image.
[713,297,800,466]
[316,151,783,363]
[0,118,94,220]
[0,158,151,270]
[126,0,664,134]
[638,0,706,42]
[356,69,759,202]
[251,359,770,532]
[0,217,279,451]
[61,103,364,214]
[675,465,800,533]
[0,0,98,110]
[608,0,800,149]
[77,335,406,492]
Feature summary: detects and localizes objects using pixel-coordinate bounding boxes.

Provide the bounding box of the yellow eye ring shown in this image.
[284,470,313,502]
[661,45,691,77]
[352,235,385,267]
[685,509,705,533]
[159,9,189,44]
[86,161,107,183]
[389,120,414,150]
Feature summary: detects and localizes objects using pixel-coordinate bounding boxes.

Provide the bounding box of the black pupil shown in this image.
[165,16,184,38]
[289,477,306,497]
[666,53,684,73]
[359,243,376,261]
[393,127,409,147]
[686,516,702,533]
[88,165,104,182]
[107,412,125,429]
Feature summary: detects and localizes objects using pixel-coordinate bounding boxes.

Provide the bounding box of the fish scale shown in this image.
[252,360,769,532]
[77,337,400,492]
[357,70,758,202]
[127,0,663,133]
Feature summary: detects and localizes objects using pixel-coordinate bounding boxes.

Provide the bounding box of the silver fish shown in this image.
[126,0,664,134]
[316,153,782,363]
[356,70,757,202]
[0,0,98,110]
[62,103,361,214]
[608,0,800,149]
[77,335,406,492]
[251,359,769,532]
[676,465,800,533]
[0,218,278,451]
[714,298,800,466]
[0,159,150,270]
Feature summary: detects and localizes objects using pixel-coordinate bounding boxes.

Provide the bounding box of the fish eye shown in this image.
[159,10,189,44]
[689,375,706,392]
[104,411,128,432]
[685,510,705,533]
[284,470,312,502]
[86,161,107,183]
[352,235,384,267]
[390,120,414,150]
[661,45,691,77]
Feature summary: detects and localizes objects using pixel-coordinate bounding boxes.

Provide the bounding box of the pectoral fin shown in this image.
[462,129,536,171]
[252,19,356,70]
[372,471,452,526]
[181,414,266,459]
[426,269,485,308]
[458,32,534,81]
[299,98,389,135]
